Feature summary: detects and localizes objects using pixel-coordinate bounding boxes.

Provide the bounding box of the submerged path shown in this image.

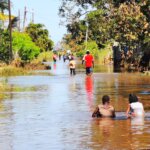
[0,59,150,150]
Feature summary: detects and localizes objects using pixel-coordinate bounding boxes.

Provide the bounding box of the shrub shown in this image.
[12,32,40,61]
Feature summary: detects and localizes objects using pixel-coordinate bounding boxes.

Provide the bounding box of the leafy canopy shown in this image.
[12,32,40,61]
[26,23,54,52]
[59,0,150,52]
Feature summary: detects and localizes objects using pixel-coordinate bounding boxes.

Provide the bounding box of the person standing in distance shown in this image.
[69,57,76,75]
[84,51,94,75]
[53,53,57,63]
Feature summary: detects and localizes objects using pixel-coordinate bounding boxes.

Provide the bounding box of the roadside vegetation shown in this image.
[59,0,150,71]
[0,0,54,76]
[0,0,149,75]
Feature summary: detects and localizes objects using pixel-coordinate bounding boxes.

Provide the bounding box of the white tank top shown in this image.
[130,102,144,117]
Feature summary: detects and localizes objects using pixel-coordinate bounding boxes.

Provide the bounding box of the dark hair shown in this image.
[102,95,110,104]
[129,94,138,103]
[86,51,90,54]
[70,57,74,60]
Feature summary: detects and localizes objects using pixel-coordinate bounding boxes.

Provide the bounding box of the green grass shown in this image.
[0,52,54,76]
[96,45,112,64]
[35,51,53,62]
[0,66,27,76]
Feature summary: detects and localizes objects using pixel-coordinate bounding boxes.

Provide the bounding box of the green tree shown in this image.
[12,32,40,61]
[0,0,8,13]
[111,3,149,48]
[0,0,8,28]
[60,0,149,52]
[26,23,54,52]
[0,29,9,63]
[0,0,9,63]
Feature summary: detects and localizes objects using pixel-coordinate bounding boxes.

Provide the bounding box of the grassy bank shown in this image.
[0,52,53,76]
[35,51,53,62]
[0,65,53,76]
[0,66,27,76]
[96,44,112,64]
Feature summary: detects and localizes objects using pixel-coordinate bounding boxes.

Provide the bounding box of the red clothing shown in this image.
[53,54,57,60]
[85,54,94,67]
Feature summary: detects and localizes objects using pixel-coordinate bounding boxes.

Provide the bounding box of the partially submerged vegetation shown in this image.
[0,51,53,76]
[0,66,27,76]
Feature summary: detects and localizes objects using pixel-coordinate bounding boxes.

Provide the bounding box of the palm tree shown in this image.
[0,0,8,27]
[0,0,8,13]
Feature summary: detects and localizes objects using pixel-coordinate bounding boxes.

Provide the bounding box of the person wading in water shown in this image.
[92,95,116,118]
[83,50,94,75]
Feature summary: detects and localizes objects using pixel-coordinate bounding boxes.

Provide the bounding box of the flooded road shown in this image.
[0,60,150,150]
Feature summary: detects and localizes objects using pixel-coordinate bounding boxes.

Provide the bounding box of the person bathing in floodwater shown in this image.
[92,95,116,118]
[126,94,145,118]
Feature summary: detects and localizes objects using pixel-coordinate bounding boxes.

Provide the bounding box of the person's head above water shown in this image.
[102,95,110,105]
[86,50,90,54]
[129,94,138,103]
[70,57,74,60]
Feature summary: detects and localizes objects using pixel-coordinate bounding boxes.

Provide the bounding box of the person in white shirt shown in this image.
[126,94,145,118]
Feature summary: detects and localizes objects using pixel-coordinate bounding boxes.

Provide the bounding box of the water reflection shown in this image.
[53,63,57,70]
[90,117,150,150]
[131,117,145,135]
[0,61,150,150]
[90,118,131,149]
[94,118,115,138]
[85,76,94,111]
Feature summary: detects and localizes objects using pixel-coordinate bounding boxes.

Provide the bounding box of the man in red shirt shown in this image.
[84,51,94,75]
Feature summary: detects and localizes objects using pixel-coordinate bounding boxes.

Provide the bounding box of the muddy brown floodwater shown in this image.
[0,60,150,150]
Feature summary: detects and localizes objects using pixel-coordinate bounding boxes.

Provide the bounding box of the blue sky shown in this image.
[11,0,67,45]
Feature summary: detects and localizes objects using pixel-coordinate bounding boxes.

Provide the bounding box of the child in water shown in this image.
[92,95,116,118]
[126,94,145,118]
[69,57,76,75]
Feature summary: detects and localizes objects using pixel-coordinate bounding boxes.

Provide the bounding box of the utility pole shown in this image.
[85,21,89,50]
[23,6,27,31]
[31,9,34,23]
[18,9,21,32]
[8,0,13,62]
